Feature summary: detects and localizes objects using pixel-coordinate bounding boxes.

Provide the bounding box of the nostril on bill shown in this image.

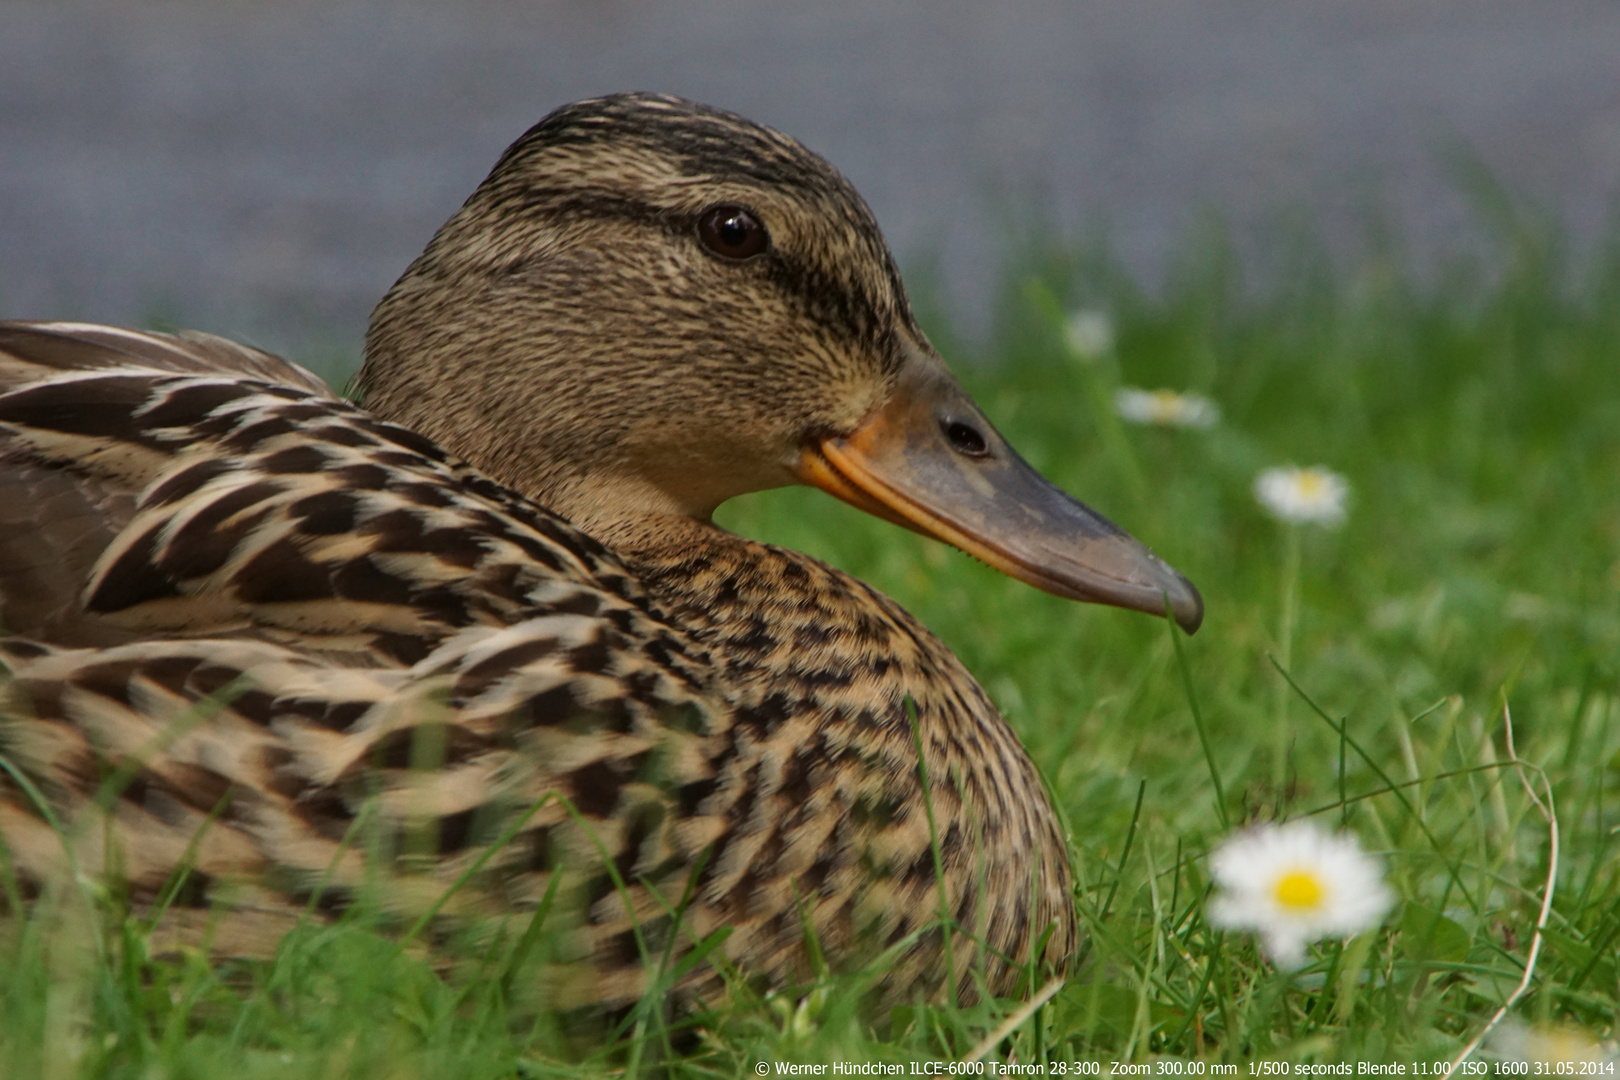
[942,419,989,457]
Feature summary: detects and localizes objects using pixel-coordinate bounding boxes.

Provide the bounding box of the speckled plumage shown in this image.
[0,94,1190,1019]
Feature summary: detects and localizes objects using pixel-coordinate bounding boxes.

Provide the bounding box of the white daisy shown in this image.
[1207,820,1394,970]
[1114,387,1220,429]
[1493,1020,1617,1065]
[1064,309,1115,360]
[1254,465,1349,528]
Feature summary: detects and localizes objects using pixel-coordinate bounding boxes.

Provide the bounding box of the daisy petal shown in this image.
[1254,466,1349,527]
[1207,820,1393,970]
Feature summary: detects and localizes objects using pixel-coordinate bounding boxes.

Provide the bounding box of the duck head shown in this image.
[360,93,1202,633]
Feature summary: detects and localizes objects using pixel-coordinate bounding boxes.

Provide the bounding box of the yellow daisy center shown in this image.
[1273,869,1326,910]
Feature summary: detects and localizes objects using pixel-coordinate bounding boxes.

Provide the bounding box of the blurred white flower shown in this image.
[1064,308,1114,360]
[1115,387,1220,429]
[1493,1020,1617,1066]
[1254,465,1349,528]
[1207,820,1394,970]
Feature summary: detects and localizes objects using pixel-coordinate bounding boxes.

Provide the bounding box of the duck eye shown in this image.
[697,204,769,261]
[943,420,989,457]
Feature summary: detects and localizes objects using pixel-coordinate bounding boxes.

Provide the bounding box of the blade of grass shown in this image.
[1169,608,1228,828]
[1099,780,1145,924]
[1444,703,1559,1076]
[1270,656,1461,880]
[390,791,557,957]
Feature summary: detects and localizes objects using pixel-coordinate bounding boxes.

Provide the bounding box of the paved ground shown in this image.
[4,0,1620,356]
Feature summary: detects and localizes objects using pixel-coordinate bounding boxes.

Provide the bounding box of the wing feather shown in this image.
[0,322,335,396]
[0,321,729,1011]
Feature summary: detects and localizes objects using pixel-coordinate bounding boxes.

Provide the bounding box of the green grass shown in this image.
[6,208,1620,1073]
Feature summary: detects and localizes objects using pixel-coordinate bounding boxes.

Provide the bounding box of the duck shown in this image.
[0,92,1201,1019]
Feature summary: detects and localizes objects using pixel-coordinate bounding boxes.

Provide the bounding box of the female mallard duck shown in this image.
[0,93,1200,1016]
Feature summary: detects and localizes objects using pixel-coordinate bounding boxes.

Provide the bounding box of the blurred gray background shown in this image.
[4,0,1620,358]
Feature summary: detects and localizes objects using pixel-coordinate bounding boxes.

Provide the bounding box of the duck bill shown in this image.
[795,349,1204,633]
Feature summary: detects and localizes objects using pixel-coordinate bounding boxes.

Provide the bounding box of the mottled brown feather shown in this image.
[0,93,1078,1019]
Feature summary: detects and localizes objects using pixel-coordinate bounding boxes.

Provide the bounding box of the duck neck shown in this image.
[601,511,988,727]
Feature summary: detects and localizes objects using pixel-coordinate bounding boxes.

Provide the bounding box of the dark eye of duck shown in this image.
[943,419,989,457]
[697,204,769,261]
